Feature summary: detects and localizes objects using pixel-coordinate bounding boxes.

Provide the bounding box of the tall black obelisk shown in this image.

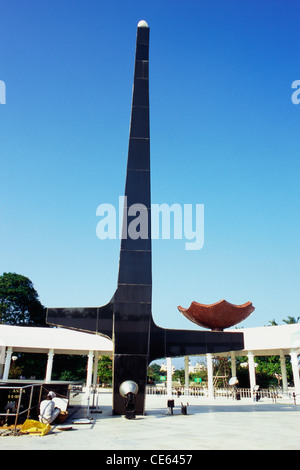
[112,20,152,414]
[46,21,245,416]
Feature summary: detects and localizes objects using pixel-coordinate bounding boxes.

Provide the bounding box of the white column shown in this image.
[290,350,300,399]
[184,356,189,391]
[86,351,94,390]
[93,353,99,387]
[0,341,6,378]
[230,352,237,379]
[2,346,13,381]
[248,351,256,398]
[279,351,288,393]
[206,353,214,399]
[166,357,172,398]
[45,349,54,382]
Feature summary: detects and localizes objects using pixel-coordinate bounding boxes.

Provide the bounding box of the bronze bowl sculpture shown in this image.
[177,299,255,331]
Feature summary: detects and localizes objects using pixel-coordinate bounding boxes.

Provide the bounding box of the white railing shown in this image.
[146,386,207,397]
[146,385,294,400]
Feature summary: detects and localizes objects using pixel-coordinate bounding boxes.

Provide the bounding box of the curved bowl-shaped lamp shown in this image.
[177,299,255,331]
[119,380,139,398]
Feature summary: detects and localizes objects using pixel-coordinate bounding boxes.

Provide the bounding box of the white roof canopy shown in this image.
[0,323,299,358]
[220,323,300,357]
[0,325,113,356]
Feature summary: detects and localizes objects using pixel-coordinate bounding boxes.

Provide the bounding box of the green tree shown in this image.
[52,354,87,381]
[97,355,112,385]
[147,363,163,383]
[283,316,300,324]
[0,272,46,326]
[236,353,293,389]
[173,369,185,384]
[268,316,299,326]
[189,370,207,385]
[14,353,48,380]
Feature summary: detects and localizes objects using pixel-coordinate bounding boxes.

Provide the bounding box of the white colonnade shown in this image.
[1,346,99,389]
[165,348,300,399]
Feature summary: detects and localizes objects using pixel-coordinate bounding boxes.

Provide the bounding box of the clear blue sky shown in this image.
[1,1,299,342]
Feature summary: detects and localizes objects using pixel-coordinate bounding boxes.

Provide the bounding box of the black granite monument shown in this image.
[47,21,244,415]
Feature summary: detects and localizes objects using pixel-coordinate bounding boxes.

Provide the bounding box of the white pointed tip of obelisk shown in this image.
[138,20,149,28]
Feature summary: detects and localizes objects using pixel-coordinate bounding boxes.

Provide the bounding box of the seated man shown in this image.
[39,391,61,424]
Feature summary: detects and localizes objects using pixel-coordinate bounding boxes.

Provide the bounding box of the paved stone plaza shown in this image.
[1,392,300,451]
